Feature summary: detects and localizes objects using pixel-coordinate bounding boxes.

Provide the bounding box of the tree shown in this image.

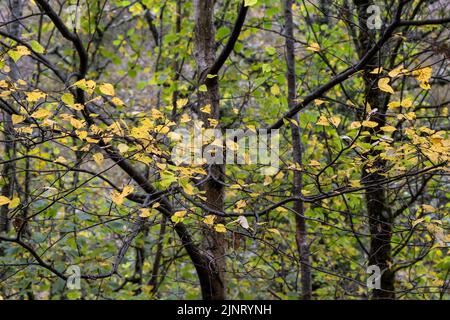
[0,0,448,300]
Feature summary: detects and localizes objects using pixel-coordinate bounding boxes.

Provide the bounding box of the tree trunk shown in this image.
[284,0,312,300]
[1,0,22,233]
[193,0,226,300]
[354,0,395,299]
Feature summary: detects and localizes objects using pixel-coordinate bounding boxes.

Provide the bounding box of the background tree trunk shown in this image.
[1,0,22,233]
[193,0,227,300]
[284,0,312,300]
[354,0,395,299]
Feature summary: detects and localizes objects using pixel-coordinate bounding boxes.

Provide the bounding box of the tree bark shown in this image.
[193,0,227,300]
[284,0,312,300]
[1,0,22,233]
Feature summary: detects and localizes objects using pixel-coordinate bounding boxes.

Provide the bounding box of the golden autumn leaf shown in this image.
[316,115,330,126]
[93,153,104,165]
[203,215,216,225]
[370,67,383,74]
[381,125,396,132]
[306,42,321,52]
[8,45,30,62]
[26,90,47,102]
[31,109,51,119]
[270,84,280,95]
[214,224,227,233]
[176,98,188,108]
[362,120,378,128]
[244,0,257,7]
[388,65,406,78]
[200,104,211,114]
[61,93,75,106]
[0,196,11,206]
[99,83,115,96]
[8,197,20,209]
[12,114,25,125]
[180,114,191,123]
[111,97,124,106]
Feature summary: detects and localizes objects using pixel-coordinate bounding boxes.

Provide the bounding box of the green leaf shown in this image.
[30,40,45,54]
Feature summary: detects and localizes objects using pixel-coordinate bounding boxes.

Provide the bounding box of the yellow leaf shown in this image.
[362,120,378,128]
[99,83,115,96]
[31,109,51,119]
[55,156,67,163]
[309,160,321,167]
[200,104,211,114]
[74,79,96,94]
[129,2,144,15]
[387,101,401,109]
[8,45,30,62]
[314,99,325,106]
[122,185,134,196]
[8,197,20,209]
[316,115,330,126]
[244,0,257,6]
[288,118,299,127]
[111,97,124,106]
[61,93,75,106]
[370,67,383,74]
[203,215,216,225]
[329,116,341,127]
[381,125,396,132]
[111,191,124,205]
[378,78,394,94]
[26,90,47,102]
[348,121,361,130]
[0,196,11,206]
[215,224,227,233]
[111,185,134,205]
[388,65,405,78]
[76,130,88,140]
[93,153,104,165]
[412,67,432,82]
[139,208,152,218]
[420,82,431,90]
[401,98,413,108]
[180,114,191,123]
[181,182,195,195]
[69,103,84,111]
[155,125,170,134]
[421,204,436,212]
[412,218,425,227]
[70,118,85,129]
[412,67,432,90]
[171,210,186,223]
[176,98,188,108]
[270,84,280,95]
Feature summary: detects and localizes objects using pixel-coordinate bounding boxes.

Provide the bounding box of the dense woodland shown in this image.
[0,0,449,300]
